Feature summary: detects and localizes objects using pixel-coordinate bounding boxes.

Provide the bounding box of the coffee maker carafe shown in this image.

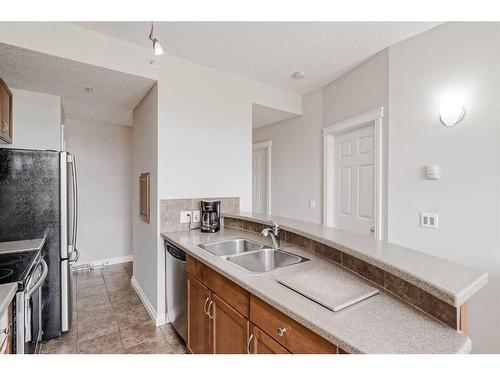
[201,200,221,233]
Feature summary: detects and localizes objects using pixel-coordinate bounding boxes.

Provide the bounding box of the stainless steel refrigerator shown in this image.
[0,148,79,339]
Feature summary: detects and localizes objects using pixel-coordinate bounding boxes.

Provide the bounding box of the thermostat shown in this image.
[426,165,440,180]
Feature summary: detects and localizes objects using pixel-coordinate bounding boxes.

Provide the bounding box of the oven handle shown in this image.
[25,259,49,299]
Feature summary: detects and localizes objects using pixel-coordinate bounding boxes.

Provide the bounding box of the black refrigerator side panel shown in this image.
[0,149,62,340]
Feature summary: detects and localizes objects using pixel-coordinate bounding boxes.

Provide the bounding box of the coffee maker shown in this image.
[201,200,221,233]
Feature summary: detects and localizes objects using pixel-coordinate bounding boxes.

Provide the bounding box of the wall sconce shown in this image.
[439,93,465,127]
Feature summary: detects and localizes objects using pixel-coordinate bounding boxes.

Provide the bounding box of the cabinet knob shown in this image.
[277,327,287,336]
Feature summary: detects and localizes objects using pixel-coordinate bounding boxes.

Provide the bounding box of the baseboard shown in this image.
[131,276,166,326]
[72,254,133,270]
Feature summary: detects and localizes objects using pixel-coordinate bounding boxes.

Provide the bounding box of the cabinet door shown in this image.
[0,81,12,144]
[187,274,212,354]
[249,324,289,354]
[212,293,249,354]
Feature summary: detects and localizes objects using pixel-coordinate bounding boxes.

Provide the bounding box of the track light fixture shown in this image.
[149,22,163,56]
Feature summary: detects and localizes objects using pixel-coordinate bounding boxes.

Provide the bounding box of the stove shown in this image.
[0,249,39,287]
[0,247,45,354]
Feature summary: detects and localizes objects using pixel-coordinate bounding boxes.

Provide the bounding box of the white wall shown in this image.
[323,50,388,126]
[387,22,500,353]
[253,90,324,223]
[132,84,159,318]
[0,88,61,150]
[64,119,132,265]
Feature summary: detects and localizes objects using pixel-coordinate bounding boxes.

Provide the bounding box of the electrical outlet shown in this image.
[420,212,439,229]
[309,200,316,210]
[180,211,192,223]
[192,210,200,223]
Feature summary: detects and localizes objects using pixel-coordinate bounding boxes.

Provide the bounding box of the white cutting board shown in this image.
[278,264,379,312]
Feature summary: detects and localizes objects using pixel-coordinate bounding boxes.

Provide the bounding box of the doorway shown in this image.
[252,141,272,215]
[323,107,385,239]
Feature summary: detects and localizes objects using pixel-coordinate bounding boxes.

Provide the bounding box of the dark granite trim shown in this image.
[223,217,242,229]
[223,217,459,329]
[342,253,385,286]
[385,273,458,329]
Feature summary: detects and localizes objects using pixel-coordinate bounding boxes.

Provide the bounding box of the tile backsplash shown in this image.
[160,197,240,233]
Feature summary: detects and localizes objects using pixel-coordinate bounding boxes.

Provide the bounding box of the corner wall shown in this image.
[132,84,159,320]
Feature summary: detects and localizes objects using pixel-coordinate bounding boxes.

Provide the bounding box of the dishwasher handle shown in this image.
[165,243,186,262]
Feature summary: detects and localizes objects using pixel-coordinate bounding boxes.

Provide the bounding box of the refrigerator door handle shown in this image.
[68,153,79,261]
[60,152,68,259]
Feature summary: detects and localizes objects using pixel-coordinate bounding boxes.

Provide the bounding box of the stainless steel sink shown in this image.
[198,238,268,256]
[224,248,309,274]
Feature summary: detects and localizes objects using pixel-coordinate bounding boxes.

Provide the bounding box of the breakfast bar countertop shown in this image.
[162,227,473,354]
[223,212,488,308]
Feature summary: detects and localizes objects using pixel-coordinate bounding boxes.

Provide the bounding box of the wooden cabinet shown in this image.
[249,324,289,354]
[212,293,249,354]
[187,266,249,354]
[0,302,13,355]
[187,274,212,354]
[186,255,339,355]
[0,78,13,144]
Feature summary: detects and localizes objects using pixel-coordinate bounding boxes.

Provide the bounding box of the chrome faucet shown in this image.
[261,222,280,249]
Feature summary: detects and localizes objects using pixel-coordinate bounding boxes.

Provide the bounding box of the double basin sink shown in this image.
[199,238,308,274]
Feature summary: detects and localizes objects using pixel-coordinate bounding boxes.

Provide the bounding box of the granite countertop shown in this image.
[162,228,472,354]
[0,238,45,255]
[224,212,487,307]
[0,283,17,317]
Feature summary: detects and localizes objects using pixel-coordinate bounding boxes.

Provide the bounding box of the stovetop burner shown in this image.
[0,249,39,285]
[0,268,14,281]
[0,253,30,267]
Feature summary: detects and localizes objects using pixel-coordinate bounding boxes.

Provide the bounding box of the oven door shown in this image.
[24,259,48,354]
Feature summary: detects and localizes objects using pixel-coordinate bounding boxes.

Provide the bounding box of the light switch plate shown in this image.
[420,212,439,229]
[192,210,200,223]
[180,211,192,223]
[309,200,316,210]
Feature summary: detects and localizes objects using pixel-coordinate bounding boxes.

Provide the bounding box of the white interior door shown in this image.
[333,124,375,236]
[252,148,268,214]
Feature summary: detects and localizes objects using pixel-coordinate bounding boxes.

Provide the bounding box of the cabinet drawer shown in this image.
[250,295,337,354]
[187,255,249,318]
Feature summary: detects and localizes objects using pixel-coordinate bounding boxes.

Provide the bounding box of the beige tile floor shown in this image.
[41,262,186,354]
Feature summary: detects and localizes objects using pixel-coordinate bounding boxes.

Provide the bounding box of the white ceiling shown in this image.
[252,103,298,128]
[71,22,440,94]
[0,43,156,126]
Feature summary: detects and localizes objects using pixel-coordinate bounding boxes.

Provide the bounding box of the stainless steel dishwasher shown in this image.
[165,241,187,341]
